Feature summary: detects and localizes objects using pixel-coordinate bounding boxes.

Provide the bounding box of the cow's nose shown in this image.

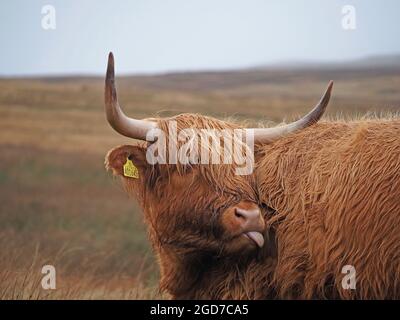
[234,207,264,232]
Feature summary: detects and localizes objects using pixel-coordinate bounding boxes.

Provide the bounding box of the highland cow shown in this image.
[104,52,400,299]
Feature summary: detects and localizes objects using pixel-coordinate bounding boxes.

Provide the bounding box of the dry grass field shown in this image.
[1,63,400,299]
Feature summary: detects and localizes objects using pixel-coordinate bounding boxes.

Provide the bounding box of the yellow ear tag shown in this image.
[123,158,139,179]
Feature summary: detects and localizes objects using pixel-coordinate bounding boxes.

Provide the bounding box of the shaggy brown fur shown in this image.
[106,114,259,298]
[106,114,400,299]
[255,119,400,299]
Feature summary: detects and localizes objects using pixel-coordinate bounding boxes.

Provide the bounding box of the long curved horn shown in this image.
[105,52,157,140]
[248,81,333,143]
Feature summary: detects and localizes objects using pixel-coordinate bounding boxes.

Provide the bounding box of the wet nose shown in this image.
[234,207,264,231]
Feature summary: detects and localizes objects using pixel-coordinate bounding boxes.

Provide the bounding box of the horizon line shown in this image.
[1,53,400,79]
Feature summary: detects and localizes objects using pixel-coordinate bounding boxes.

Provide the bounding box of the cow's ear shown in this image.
[105,144,149,177]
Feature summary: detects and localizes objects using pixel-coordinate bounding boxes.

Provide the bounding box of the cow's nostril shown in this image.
[235,209,245,220]
[223,205,265,234]
[234,207,263,227]
[235,208,251,222]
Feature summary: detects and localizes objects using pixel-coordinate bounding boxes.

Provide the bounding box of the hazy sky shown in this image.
[1,0,399,75]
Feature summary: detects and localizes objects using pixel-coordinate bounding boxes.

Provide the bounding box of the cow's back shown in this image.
[255,120,400,299]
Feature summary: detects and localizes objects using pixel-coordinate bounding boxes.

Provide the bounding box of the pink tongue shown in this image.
[246,232,264,248]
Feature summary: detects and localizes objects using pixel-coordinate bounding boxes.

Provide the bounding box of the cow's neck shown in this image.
[156,229,278,299]
[157,248,209,299]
